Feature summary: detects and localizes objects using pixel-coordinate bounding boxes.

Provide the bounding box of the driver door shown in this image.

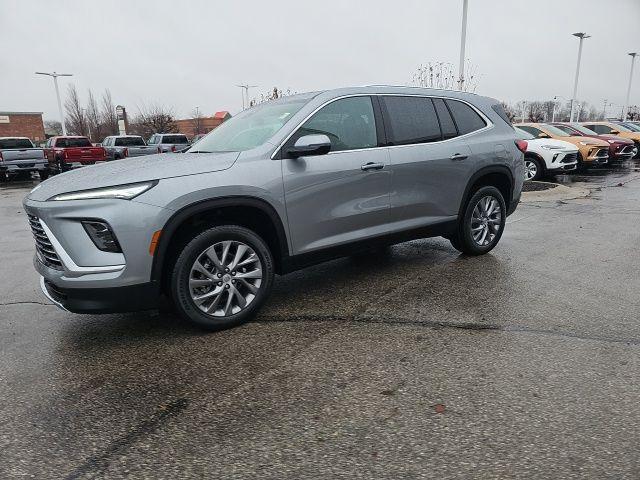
[281,96,391,255]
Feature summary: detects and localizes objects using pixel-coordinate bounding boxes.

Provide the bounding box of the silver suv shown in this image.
[24,86,524,330]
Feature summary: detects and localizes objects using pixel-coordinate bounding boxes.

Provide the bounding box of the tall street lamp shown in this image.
[458,0,469,90]
[569,33,590,123]
[622,52,637,121]
[35,71,73,135]
[236,84,258,110]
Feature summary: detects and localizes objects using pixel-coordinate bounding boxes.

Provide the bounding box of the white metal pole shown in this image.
[570,33,589,123]
[622,53,637,121]
[521,102,527,123]
[458,0,468,91]
[52,75,67,135]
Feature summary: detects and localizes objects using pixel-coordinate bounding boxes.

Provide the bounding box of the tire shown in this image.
[449,186,506,256]
[171,225,274,331]
[524,156,543,181]
[575,152,587,172]
[38,170,49,181]
[0,172,7,183]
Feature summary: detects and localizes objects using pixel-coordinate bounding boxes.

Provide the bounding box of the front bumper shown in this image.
[40,276,159,313]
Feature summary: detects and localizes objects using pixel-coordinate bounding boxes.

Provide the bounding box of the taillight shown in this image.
[515,140,528,153]
[171,145,176,152]
[123,148,129,158]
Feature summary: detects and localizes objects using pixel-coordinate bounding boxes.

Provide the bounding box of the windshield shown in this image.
[612,123,632,132]
[162,135,189,144]
[0,138,34,149]
[514,128,534,140]
[541,124,570,137]
[190,95,313,152]
[569,124,599,136]
[621,122,640,132]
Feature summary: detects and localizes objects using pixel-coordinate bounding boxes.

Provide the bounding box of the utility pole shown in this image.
[569,33,590,123]
[521,101,527,123]
[458,0,469,91]
[236,84,258,110]
[552,95,562,122]
[622,52,637,121]
[35,71,73,135]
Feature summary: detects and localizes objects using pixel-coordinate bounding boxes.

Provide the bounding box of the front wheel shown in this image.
[524,156,543,181]
[171,225,275,331]
[449,186,506,255]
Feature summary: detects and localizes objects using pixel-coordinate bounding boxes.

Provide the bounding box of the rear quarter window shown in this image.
[446,100,487,135]
[381,96,442,145]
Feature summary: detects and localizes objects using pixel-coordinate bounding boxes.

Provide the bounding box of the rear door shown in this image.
[381,95,474,228]
[282,95,391,254]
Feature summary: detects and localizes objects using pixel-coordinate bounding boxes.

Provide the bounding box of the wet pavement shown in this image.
[1,163,640,479]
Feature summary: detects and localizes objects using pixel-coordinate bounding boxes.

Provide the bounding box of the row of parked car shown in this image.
[514,120,640,181]
[0,133,192,181]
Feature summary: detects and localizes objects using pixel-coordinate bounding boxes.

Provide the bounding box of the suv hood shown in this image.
[527,138,577,150]
[27,151,239,201]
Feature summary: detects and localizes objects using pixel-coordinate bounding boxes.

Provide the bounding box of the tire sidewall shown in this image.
[171,225,274,330]
[525,156,543,181]
[459,186,506,255]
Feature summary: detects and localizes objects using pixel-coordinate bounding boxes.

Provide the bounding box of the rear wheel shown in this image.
[449,186,506,255]
[171,225,274,331]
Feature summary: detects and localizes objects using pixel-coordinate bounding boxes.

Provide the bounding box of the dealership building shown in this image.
[0,112,46,143]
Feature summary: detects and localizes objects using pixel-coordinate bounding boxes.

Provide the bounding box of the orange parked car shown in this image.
[581,121,640,158]
[515,123,609,168]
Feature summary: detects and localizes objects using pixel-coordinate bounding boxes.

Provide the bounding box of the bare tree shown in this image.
[249,87,293,107]
[412,60,480,92]
[500,102,517,123]
[190,108,205,135]
[129,103,178,138]
[85,90,103,142]
[44,120,63,136]
[628,106,639,121]
[64,84,88,136]
[101,89,119,136]
[527,101,546,122]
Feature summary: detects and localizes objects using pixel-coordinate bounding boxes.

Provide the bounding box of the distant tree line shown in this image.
[501,100,608,123]
[55,85,178,142]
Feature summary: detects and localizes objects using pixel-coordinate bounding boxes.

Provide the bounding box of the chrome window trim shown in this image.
[271,93,494,159]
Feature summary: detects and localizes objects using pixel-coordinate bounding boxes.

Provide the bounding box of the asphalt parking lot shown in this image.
[2,163,640,479]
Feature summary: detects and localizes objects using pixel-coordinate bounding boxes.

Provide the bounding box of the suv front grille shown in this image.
[619,145,634,155]
[595,148,609,158]
[27,214,63,270]
[561,152,578,164]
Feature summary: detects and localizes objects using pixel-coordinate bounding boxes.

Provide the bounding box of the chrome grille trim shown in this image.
[27,214,63,270]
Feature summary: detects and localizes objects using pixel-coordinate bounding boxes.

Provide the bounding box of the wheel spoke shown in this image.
[236,253,258,268]
[479,226,488,245]
[223,290,234,316]
[205,291,224,313]
[220,241,232,267]
[192,260,216,279]
[238,278,259,294]
[192,285,224,304]
[235,269,262,280]
[231,285,247,309]
[189,277,215,288]
[229,244,248,271]
[204,247,224,271]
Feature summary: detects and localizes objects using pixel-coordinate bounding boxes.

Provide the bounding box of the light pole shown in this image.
[35,71,73,135]
[458,0,469,90]
[236,84,258,110]
[521,101,527,123]
[622,52,637,121]
[552,95,563,122]
[569,33,590,123]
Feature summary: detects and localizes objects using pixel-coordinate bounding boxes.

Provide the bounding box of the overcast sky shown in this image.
[1,0,639,121]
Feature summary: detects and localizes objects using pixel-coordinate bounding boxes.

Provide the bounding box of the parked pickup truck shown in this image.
[45,136,108,174]
[147,133,190,153]
[0,137,49,181]
[102,135,159,160]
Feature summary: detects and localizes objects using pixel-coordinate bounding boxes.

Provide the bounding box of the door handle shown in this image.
[361,162,385,171]
[450,153,468,161]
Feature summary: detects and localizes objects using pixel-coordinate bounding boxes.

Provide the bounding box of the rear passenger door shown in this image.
[381,96,477,229]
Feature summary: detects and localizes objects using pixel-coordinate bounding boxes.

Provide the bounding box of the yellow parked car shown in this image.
[581,121,640,158]
[515,123,609,169]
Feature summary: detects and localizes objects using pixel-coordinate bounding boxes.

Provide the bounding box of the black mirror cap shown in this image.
[286,142,331,159]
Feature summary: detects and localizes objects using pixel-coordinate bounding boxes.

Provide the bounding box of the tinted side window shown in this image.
[586,124,611,134]
[433,98,457,140]
[148,135,158,144]
[446,99,486,135]
[382,96,441,145]
[293,96,377,152]
[517,125,543,137]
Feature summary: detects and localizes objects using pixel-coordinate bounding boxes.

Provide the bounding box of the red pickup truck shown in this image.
[45,136,108,175]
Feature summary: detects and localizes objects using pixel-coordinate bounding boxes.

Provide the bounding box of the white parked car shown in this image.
[515,127,578,181]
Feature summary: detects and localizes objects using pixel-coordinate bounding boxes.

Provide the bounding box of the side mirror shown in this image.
[537,132,550,139]
[610,130,620,135]
[287,134,331,158]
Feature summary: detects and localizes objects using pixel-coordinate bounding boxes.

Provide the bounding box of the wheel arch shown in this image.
[150,196,290,289]
[459,165,514,218]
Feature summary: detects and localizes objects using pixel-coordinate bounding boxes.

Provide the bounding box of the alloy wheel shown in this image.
[470,195,503,247]
[188,240,263,317]
[524,159,538,181]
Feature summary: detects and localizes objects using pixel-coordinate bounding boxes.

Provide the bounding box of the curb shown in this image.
[521,181,590,203]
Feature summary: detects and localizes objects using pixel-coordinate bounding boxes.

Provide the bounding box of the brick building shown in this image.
[0,112,46,143]
[175,111,231,139]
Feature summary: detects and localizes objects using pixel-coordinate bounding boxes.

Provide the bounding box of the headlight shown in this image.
[607,139,617,144]
[48,181,157,201]
[578,141,589,146]
[540,145,563,150]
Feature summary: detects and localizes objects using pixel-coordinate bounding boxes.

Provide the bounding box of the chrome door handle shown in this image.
[361,162,385,171]
[450,153,468,161]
